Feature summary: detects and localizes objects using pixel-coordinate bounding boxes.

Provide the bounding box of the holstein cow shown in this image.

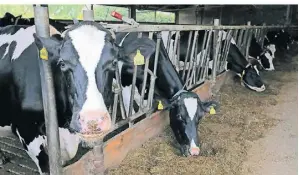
[169,30,266,92]
[115,32,219,157]
[0,21,121,174]
[247,34,275,71]
[0,12,67,33]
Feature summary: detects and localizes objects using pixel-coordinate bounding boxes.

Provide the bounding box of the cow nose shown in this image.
[79,110,111,134]
[189,147,200,156]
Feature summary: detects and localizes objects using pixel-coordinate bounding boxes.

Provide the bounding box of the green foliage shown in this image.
[0,5,175,23]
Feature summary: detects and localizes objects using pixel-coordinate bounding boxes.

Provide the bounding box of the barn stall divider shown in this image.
[0,5,296,175]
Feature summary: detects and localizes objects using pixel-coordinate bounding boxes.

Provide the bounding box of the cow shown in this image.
[0,21,123,174]
[248,34,275,71]
[167,30,266,92]
[0,12,67,33]
[114,32,219,157]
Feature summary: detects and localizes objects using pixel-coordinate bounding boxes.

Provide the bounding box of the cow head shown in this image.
[169,91,218,156]
[238,63,265,92]
[265,44,276,58]
[33,22,118,138]
[258,48,275,71]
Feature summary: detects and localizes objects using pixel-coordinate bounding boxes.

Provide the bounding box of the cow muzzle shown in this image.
[79,110,111,135]
[189,146,200,156]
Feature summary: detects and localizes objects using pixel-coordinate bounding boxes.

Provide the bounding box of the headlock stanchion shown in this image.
[33,4,62,175]
[60,12,296,172]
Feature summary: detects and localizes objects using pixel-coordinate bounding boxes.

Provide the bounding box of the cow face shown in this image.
[33,22,117,137]
[169,91,218,156]
[265,44,276,58]
[239,64,265,92]
[259,50,275,71]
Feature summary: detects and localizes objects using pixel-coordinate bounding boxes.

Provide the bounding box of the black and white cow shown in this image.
[0,12,67,33]
[0,21,121,174]
[248,34,275,71]
[167,30,266,92]
[115,32,219,157]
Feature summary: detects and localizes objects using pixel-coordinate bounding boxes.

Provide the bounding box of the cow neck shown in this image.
[154,37,185,99]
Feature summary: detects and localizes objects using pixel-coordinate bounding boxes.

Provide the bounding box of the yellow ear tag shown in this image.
[134,49,145,66]
[40,47,48,60]
[158,100,164,110]
[209,106,216,115]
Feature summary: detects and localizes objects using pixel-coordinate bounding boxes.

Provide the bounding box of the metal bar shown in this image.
[242,27,249,55]
[185,30,198,86]
[237,29,244,49]
[188,31,200,87]
[33,4,62,175]
[172,31,180,70]
[83,4,94,21]
[211,19,220,82]
[129,5,136,20]
[166,31,172,54]
[139,57,150,111]
[216,30,223,74]
[111,93,119,125]
[222,30,233,71]
[106,24,295,32]
[128,65,137,119]
[261,23,267,48]
[199,30,212,81]
[182,31,193,81]
[196,30,208,82]
[115,63,127,120]
[147,32,161,110]
[285,5,291,25]
[203,31,213,80]
[245,21,252,60]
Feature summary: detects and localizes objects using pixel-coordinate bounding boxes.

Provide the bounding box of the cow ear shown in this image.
[119,38,156,62]
[33,33,61,61]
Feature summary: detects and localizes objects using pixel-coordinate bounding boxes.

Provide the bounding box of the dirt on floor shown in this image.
[108,54,298,175]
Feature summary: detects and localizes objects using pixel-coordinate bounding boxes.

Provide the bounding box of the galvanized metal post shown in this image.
[33,4,62,175]
[83,4,94,21]
[245,21,252,60]
[212,19,219,82]
[261,22,267,48]
[129,6,136,20]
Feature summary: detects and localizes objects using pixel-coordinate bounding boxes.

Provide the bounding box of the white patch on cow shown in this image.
[219,30,236,44]
[0,26,35,60]
[122,85,135,116]
[266,44,276,58]
[119,32,130,46]
[68,25,108,113]
[275,35,277,38]
[0,25,60,60]
[245,83,266,92]
[16,129,46,175]
[208,59,213,69]
[190,139,198,149]
[264,52,275,71]
[58,128,80,165]
[287,45,290,50]
[184,98,198,121]
[253,65,260,75]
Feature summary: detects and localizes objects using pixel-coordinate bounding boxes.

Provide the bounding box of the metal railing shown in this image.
[32,5,297,173]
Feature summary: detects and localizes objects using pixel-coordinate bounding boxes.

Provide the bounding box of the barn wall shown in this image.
[176,5,298,26]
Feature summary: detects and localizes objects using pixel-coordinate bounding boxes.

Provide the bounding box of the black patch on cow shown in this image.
[36,144,50,173]
[0,43,8,59]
